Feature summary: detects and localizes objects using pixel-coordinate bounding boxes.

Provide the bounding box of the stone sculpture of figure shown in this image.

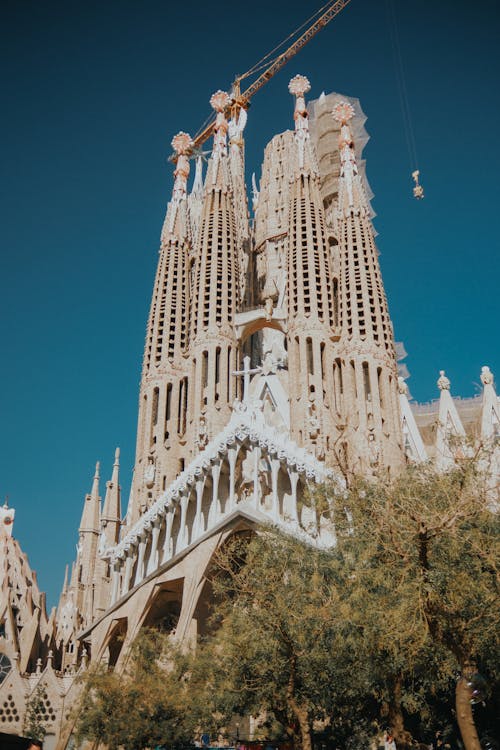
[437,370,451,391]
[481,365,494,385]
[398,376,409,395]
[97,529,107,557]
[308,401,320,441]
[196,415,208,449]
[239,449,255,501]
[264,296,274,321]
[368,431,380,467]
[144,455,156,487]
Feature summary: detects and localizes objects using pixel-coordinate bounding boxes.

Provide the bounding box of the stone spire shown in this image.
[79,461,101,534]
[435,370,466,469]
[285,75,338,459]
[480,366,500,441]
[331,100,403,474]
[398,377,427,462]
[100,447,121,544]
[228,107,251,306]
[66,462,102,633]
[93,449,122,617]
[128,134,194,526]
[189,90,241,443]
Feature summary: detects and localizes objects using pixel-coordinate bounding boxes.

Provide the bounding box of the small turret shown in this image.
[0,500,14,538]
[79,461,100,534]
[101,447,121,541]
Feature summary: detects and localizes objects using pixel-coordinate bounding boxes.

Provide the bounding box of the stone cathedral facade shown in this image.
[1,77,499,749]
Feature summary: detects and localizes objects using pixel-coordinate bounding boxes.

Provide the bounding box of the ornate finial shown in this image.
[398,376,409,396]
[36,658,42,675]
[171,131,194,157]
[332,100,355,124]
[210,90,230,113]
[480,365,494,386]
[289,75,311,169]
[47,650,53,666]
[437,370,451,391]
[0,502,15,537]
[209,91,230,174]
[332,101,360,212]
[288,74,311,97]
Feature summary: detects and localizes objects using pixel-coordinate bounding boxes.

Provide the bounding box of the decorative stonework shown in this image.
[288,74,311,97]
[437,370,451,390]
[331,100,355,123]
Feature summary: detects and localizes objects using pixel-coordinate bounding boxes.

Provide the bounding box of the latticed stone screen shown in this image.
[0,693,20,725]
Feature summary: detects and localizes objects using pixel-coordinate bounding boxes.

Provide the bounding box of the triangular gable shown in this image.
[253,374,290,431]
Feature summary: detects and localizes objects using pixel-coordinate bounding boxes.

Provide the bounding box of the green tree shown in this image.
[184,531,377,750]
[74,629,194,750]
[329,456,499,750]
[23,683,48,742]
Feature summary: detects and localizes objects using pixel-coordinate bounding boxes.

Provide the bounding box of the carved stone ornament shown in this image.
[171,131,194,156]
[332,100,355,124]
[144,456,156,487]
[480,365,494,385]
[398,377,409,396]
[288,74,311,97]
[437,370,451,391]
[210,90,230,112]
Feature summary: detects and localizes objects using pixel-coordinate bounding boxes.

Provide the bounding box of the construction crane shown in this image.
[179,0,353,157]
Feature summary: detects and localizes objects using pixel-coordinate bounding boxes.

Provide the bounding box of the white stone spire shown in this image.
[288,74,313,171]
[163,131,194,239]
[332,100,370,216]
[210,90,230,184]
[436,370,466,469]
[79,461,101,534]
[398,377,427,463]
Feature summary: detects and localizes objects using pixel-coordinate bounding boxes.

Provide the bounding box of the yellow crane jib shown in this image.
[172,0,353,161]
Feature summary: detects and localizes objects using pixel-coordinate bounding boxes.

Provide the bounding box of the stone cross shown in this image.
[233,355,260,403]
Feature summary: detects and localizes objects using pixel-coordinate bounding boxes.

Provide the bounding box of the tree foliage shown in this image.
[74,630,194,750]
[75,458,499,750]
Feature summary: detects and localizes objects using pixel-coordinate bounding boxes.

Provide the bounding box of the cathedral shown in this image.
[0,76,498,750]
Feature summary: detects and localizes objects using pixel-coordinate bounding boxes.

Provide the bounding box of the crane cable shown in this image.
[386,0,424,198]
[193,1,336,144]
[238,0,339,81]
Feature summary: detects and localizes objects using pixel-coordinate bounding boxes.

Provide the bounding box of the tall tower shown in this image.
[189,91,241,444]
[331,100,402,473]
[93,447,121,617]
[128,133,194,525]
[285,76,339,459]
[71,462,101,630]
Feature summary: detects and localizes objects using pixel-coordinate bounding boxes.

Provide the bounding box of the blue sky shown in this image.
[1,0,499,608]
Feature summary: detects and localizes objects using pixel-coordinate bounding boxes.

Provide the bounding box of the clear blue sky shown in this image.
[1,0,499,608]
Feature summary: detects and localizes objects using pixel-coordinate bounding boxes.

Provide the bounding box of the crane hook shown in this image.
[412,169,424,200]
